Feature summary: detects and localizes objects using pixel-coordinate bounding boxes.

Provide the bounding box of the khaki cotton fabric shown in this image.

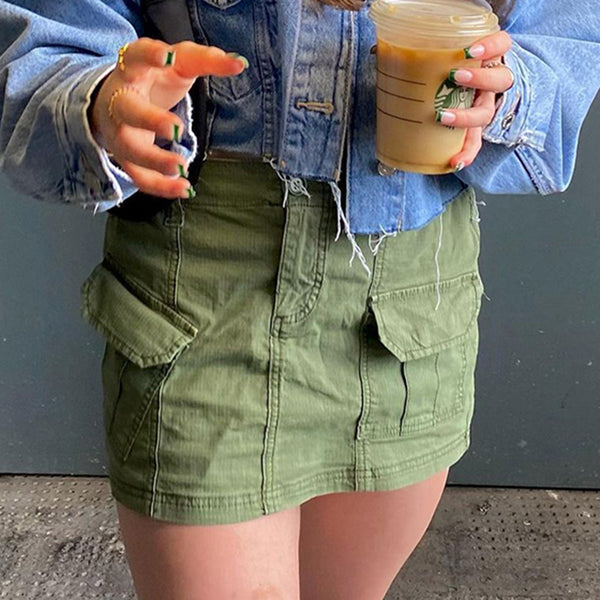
[80,160,484,525]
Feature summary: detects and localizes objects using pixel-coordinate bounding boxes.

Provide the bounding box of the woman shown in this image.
[1,0,598,598]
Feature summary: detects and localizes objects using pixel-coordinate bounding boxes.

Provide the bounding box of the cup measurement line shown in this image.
[376,86,425,103]
[377,68,427,86]
[377,107,423,124]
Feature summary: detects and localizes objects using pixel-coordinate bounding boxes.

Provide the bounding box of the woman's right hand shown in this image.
[88,37,248,199]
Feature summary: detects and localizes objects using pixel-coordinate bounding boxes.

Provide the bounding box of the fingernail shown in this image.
[455,161,466,172]
[436,110,456,125]
[173,123,181,143]
[449,68,473,84]
[187,186,197,199]
[225,52,250,69]
[464,44,485,59]
[164,50,176,67]
[178,163,188,178]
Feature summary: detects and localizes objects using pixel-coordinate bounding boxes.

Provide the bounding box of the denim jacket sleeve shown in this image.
[0,0,196,211]
[457,0,600,195]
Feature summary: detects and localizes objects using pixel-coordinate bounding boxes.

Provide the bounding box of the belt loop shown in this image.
[164,198,185,228]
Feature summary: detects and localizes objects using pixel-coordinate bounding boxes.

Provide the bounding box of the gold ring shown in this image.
[108,86,142,121]
[117,42,130,72]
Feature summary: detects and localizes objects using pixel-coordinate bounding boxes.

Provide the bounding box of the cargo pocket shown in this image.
[81,262,198,463]
[361,271,484,439]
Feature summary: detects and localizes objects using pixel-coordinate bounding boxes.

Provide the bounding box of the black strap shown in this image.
[107,0,208,221]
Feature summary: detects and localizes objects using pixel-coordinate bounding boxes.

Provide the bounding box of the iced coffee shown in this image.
[369,0,500,174]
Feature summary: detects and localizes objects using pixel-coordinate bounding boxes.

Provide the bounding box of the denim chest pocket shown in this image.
[201,0,243,7]
[198,0,262,102]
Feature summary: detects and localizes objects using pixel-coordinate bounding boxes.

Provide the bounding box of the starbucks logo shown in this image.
[434,80,475,128]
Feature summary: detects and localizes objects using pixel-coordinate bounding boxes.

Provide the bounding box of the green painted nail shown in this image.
[178,164,187,178]
[226,52,250,69]
[164,51,176,67]
[187,186,197,199]
[448,68,458,83]
[173,123,181,143]
[437,110,456,126]
[464,44,485,59]
[455,161,465,172]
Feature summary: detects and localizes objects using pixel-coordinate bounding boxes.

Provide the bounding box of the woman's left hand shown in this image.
[437,31,515,171]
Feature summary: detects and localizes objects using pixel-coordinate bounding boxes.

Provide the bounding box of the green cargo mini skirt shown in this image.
[80,158,485,526]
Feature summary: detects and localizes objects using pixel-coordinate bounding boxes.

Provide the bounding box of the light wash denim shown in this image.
[1,0,599,270]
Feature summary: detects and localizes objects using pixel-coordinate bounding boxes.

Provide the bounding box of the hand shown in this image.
[436,31,514,170]
[88,37,248,199]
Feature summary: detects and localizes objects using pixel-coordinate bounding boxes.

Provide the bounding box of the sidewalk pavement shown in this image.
[0,475,598,599]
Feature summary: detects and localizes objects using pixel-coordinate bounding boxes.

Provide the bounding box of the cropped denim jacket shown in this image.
[1,0,600,273]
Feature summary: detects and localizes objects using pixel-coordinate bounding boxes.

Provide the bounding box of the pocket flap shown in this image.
[370,272,483,363]
[81,262,198,369]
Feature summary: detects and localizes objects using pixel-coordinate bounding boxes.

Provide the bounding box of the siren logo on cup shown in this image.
[434,81,476,129]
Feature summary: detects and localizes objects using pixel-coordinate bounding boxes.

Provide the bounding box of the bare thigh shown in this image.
[298,467,450,600]
[115,502,301,600]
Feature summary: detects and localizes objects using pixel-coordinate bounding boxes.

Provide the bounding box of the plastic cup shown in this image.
[369,0,500,175]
